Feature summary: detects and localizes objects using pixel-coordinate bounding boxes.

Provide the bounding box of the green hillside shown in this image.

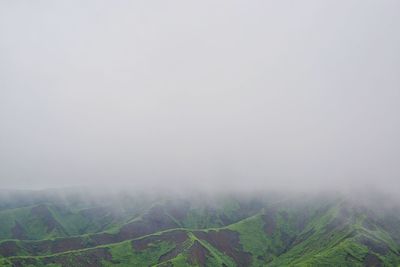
[0,190,399,266]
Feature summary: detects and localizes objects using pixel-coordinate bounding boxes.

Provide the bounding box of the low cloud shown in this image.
[0,1,399,194]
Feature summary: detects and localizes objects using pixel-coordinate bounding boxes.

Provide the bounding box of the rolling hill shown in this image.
[0,189,399,266]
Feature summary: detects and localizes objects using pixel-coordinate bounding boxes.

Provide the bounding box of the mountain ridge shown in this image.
[0,190,399,266]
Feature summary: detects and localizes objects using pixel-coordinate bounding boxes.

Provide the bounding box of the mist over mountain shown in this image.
[1,1,400,266]
[0,188,399,266]
[1,0,400,193]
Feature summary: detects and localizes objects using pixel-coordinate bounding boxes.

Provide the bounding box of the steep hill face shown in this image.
[0,190,399,266]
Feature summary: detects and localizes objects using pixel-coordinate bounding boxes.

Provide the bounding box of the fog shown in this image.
[0,1,399,193]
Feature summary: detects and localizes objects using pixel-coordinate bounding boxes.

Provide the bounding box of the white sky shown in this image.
[0,1,399,192]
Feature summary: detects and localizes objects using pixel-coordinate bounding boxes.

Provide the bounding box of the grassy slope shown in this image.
[1,196,400,266]
[0,230,231,266]
[266,202,400,267]
[0,204,68,240]
[0,204,124,240]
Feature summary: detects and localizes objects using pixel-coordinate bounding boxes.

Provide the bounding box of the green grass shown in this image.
[104,240,176,266]
[229,214,272,266]
[1,193,400,266]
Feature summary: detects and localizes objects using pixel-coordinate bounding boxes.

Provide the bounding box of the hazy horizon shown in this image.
[1,1,399,193]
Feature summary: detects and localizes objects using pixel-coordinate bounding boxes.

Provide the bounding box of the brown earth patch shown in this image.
[0,205,180,257]
[89,232,119,248]
[8,257,37,267]
[46,247,112,267]
[11,221,27,240]
[50,236,88,254]
[291,228,315,246]
[279,230,296,253]
[363,253,383,267]
[118,205,179,240]
[263,210,277,235]
[31,205,67,235]
[0,241,21,257]
[187,240,209,266]
[21,239,52,255]
[360,238,389,255]
[194,229,251,266]
[158,232,189,263]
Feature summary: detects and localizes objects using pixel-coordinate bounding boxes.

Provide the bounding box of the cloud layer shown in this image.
[1,1,399,192]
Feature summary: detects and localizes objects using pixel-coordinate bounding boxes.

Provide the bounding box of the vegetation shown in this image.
[0,190,399,266]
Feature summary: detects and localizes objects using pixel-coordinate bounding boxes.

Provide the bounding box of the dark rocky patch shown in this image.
[279,230,296,253]
[132,230,190,264]
[360,237,389,255]
[47,247,112,267]
[291,228,315,246]
[263,210,277,235]
[8,257,37,267]
[50,236,88,254]
[158,244,181,263]
[30,205,67,235]
[0,205,180,257]
[363,253,383,267]
[11,221,27,240]
[118,205,179,240]
[187,240,209,266]
[194,229,251,266]
[0,241,21,257]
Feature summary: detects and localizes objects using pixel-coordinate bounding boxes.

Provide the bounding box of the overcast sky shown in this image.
[0,1,399,192]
